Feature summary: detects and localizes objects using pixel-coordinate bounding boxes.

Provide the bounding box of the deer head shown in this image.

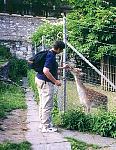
[69,66,84,78]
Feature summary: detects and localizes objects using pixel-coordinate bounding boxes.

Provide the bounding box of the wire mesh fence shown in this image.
[34,38,116,113]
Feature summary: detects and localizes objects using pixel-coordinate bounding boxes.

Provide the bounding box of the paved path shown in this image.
[23,78,71,150]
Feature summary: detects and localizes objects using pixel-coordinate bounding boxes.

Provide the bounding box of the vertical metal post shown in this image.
[4,0,7,12]
[63,13,67,111]
[42,35,45,51]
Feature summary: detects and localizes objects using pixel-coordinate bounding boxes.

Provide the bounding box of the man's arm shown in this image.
[43,67,61,86]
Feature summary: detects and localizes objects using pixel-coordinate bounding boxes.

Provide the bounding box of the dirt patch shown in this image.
[0,109,28,143]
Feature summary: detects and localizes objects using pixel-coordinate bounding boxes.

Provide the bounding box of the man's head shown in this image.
[53,41,65,54]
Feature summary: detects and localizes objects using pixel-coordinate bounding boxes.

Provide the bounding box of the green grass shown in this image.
[0,82,27,118]
[0,141,31,150]
[27,70,39,104]
[66,137,101,150]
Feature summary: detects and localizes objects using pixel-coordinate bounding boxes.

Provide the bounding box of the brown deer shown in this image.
[69,67,108,113]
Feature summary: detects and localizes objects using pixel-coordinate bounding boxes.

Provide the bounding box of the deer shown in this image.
[69,67,108,113]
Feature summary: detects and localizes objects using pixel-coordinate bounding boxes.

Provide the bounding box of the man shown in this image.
[35,40,67,132]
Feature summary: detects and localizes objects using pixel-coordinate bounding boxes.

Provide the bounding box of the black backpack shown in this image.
[28,51,48,73]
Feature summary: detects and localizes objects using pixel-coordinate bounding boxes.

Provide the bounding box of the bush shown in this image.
[61,107,91,132]
[92,111,116,137]
[60,108,116,138]
[8,57,28,82]
[0,45,11,59]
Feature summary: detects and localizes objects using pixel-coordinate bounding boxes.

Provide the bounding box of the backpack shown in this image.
[28,51,48,73]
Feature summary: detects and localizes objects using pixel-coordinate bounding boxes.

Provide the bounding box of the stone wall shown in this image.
[0,13,62,59]
[0,13,61,41]
[0,41,32,60]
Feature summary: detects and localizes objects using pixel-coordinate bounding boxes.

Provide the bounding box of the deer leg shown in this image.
[86,106,91,113]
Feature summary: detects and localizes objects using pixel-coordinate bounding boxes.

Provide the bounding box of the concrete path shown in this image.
[23,77,71,150]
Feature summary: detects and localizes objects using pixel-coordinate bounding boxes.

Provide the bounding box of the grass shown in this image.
[27,70,40,104]
[0,141,31,150]
[0,82,27,118]
[66,137,101,150]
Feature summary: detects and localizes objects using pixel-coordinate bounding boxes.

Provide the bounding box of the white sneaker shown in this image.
[38,123,42,129]
[41,127,58,133]
[39,123,53,129]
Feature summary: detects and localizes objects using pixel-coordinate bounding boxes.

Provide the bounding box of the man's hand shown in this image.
[63,64,70,69]
[54,80,61,86]
[43,67,62,86]
[58,64,70,70]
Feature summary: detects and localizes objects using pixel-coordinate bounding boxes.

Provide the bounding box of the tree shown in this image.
[0,0,70,16]
[67,0,116,60]
[32,0,116,60]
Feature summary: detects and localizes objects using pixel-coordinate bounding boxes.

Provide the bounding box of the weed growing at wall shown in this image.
[8,57,28,83]
[66,137,101,150]
[0,45,11,60]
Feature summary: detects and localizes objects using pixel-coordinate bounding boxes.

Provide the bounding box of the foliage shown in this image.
[60,107,116,138]
[66,0,116,60]
[0,82,26,118]
[66,137,101,150]
[32,22,62,47]
[92,111,116,137]
[27,70,39,103]
[32,0,116,60]
[0,45,11,64]
[61,107,92,131]
[0,0,69,17]
[8,57,28,83]
[52,95,61,126]
[0,141,31,150]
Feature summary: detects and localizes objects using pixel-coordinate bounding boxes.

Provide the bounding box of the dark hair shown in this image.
[53,41,65,50]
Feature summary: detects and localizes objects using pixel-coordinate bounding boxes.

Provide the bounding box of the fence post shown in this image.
[42,35,45,51]
[34,42,37,54]
[62,13,67,111]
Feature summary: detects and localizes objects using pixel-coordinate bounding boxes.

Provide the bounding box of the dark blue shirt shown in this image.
[37,50,58,83]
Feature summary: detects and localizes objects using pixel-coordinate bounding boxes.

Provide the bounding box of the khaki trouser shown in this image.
[35,76,54,128]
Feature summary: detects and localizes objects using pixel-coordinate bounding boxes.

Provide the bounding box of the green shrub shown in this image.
[60,108,116,138]
[8,57,28,82]
[61,107,92,132]
[0,45,11,59]
[52,95,61,126]
[92,111,116,137]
